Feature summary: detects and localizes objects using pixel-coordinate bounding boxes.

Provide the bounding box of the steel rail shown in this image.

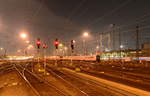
[14,65,41,96]
[16,64,68,96]
[62,69,139,96]
[51,67,138,96]
[46,67,89,96]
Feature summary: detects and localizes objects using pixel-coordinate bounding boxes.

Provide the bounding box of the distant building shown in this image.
[142,43,150,56]
[100,49,143,60]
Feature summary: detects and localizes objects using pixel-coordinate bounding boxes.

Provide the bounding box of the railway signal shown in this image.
[54,39,59,49]
[71,40,75,52]
[36,38,41,49]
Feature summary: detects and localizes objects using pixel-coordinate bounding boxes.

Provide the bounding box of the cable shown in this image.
[74,7,89,19]
[67,0,87,21]
[98,13,150,37]
[113,8,150,29]
[26,0,45,25]
[136,12,150,21]
[119,15,150,29]
[86,0,132,28]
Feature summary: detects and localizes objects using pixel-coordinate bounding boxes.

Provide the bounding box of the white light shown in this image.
[105,48,110,52]
[73,40,76,43]
[64,47,68,50]
[96,46,99,49]
[120,45,124,49]
[0,48,3,50]
[20,33,27,39]
[83,32,89,37]
[59,43,63,47]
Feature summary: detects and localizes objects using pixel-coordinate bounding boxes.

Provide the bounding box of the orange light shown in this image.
[20,33,27,39]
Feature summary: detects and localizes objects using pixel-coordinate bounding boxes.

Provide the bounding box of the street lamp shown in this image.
[83,32,89,37]
[64,46,68,56]
[20,32,27,39]
[0,48,3,50]
[120,45,124,49]
[83,32,89,56]
[0,47,7,56]
[120,45,124,60]
[96,46,99,55]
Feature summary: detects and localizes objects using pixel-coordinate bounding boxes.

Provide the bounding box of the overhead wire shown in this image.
[119,13,150,29]
[74,7,89,19]
[67,0,87,21]
[96,11,150,37]
[26,0,45,25]
[86,0,132,28]
[81,0,150,36]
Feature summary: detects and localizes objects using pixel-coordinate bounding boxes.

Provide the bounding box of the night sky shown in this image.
[0,0,150,55]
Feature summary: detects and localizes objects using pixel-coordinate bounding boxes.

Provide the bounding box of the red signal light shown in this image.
[55,41,59,45]
[54,39,59,49]
[71,40,75,51]
[36,38,41,49]
[36,41,41,45]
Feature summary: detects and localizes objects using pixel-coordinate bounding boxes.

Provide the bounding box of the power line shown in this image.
[119,14,150,29]
[97,12,150,35]
[136,12,150,21]
[26,0,45,25]
[67,0,87,21]
[74,7,89,19]
[86,0,132,28]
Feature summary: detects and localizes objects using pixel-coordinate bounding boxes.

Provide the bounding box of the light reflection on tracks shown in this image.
[47,66,139,96]
[15,63,70,96]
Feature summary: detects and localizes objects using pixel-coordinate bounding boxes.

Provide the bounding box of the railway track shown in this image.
[24,63,88,96]
[0,63,14,74]
[14,65,41,96]
[4,61,149,96]
[65,61,150,90]
[46,66,136,96]
[14,64,68,96]
[81,65,150,88]
[45,66,89,96]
